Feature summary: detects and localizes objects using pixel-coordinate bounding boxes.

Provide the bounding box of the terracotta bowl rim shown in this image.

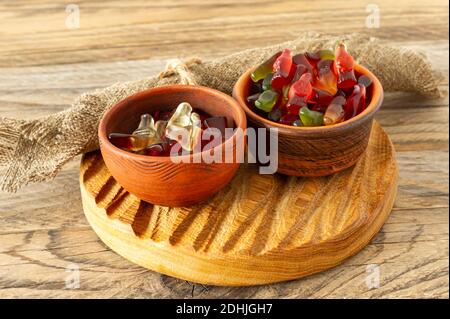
[232,63,383,134]
[98,84,247,163]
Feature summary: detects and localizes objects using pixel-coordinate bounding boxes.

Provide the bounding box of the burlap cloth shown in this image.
[0,32,444,192]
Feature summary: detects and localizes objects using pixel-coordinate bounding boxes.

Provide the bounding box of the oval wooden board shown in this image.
[80,121,398,286]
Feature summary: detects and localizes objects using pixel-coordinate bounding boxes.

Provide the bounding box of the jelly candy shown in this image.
[318,49,335,61]
[310,88,334,108]
[248,46,370,127]
[292,64,308,82]
[109,103,229,156]
[251,51,282,82]
[334,43,357,89]
[262,73,273,91]
[289,73,313,99]
[357,84,367,114]
[108,133,150,151]
[167,102,193,128]
[292,53,314,74]
[165,102,202,152]
[255,90,278,112]
[344,84,366,119]
[249,82,262,95]
[271,49,294,89]
[158,110,173,122]
[154,120,168,142]
[314,59,338,95]
[286,96,307,115]
[287,73,313,114]
[358,75,372,87]
[268,108,282,122]
[279,113,299,125]
[336,89,347,97]
[152,110,161,122]
[133,113,155,136]
[299,107,323,126]
[304,51,321,67]
[143,144,165,156]
[323,96,346,125]
[311,104,327,113]
[109,112,167,151]
[247,93,261,105]
[334,43,354,71]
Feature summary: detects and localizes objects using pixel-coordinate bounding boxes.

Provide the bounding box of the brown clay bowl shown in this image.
[232,64,383,177]
[99,85,246,207]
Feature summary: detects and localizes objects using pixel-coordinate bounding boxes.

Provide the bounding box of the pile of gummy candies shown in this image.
[108,102,227,156]
[247,43,373,126]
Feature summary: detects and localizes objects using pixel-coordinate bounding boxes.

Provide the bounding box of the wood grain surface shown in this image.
[0,0,448,298]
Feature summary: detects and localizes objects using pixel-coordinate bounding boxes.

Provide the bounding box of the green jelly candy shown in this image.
[251,51,282,82]
[255,90,278,112]
[262,73,273,90]
[318,49,335,61]
[299,107,324,126]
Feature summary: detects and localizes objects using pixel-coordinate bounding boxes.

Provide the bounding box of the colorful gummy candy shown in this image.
[108,102,228,156]
[248,43,372,127]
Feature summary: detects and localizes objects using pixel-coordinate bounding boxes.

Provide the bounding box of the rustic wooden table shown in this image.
[0,0,448,298]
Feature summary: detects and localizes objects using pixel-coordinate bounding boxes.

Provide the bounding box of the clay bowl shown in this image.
[99,85,246,207]
[232,64,383,177]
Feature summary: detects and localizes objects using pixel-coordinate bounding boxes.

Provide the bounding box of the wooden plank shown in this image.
[0,0,448,67]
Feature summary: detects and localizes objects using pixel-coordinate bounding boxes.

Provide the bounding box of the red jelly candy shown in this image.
[288,73,313,99]
[356,84,367,114]
[152,110,161,122]
[337,70,357,90]
[311,104,328,113]
[292,53,314,74]
[304,51,321,67]
[144,144,164,156]
[286,96,307,115]
[271,49,294,90]
[334,43,357,90]
[309,88,334,107]
[291,64,308,82]
[344,84,366,119]
[286,73,313,115]
[314,59,338,95]
[158,111,172,121]
[335,43,354,71]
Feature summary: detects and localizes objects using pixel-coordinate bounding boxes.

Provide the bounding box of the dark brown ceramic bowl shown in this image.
[232,64,383,177]
[99,85,246,207]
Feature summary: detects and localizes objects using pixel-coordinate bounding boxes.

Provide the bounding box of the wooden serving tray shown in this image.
[80,121,398,286]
